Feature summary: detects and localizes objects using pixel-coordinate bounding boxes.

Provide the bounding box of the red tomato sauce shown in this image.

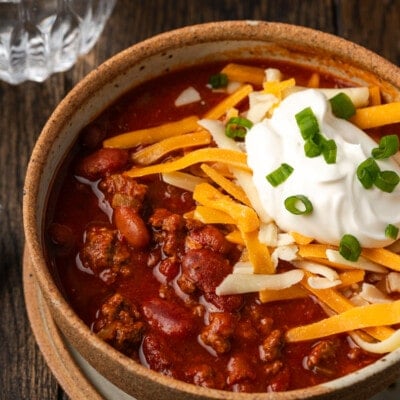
[45,60,384,393]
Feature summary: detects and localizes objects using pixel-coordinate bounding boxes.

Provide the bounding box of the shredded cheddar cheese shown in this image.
[103,115,200,148]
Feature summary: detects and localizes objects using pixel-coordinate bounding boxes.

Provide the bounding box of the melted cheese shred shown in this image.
[286,300,400,343]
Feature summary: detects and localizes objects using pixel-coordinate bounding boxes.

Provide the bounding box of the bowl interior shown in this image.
[23,21,400,400]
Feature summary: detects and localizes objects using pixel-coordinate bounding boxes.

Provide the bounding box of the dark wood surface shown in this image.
[0,1,399,399]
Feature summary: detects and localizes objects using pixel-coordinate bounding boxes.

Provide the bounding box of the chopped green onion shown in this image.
[339,234,361,262]
[329,92,356,119]
[295,107,320,140]
[356,158,380,189]
[225,116,253,139]
[284,195,313,215]
[266,163,294,187]
[374,170,400,193]
[304,133,323,158]
[209,73,228,89]
[385,224,399,240]
[371,134,399,159]
[322,139,337,164]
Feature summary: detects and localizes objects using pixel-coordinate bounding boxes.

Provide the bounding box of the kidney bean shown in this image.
[75,148,129,180]
[141,333,180,375]
[114,206,150,248]
[142,297,197,338]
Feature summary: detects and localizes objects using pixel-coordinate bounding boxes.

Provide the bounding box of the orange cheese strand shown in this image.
[225,229,244,245]
[124,148,250,178]
[192,206,235,225]
[286,300,400,343]
[204,84,253,120]
[368,86,381,106]
[259,284,308,303]
[297,243,335,259]
[242,230,274,274]
[290,231,314,245]
[337,269,365,287]
[361,248,400,272]
[262,78,296,99]
[307,72,320,88]
[193,183,259,233]
[350,102,400,129]
[132,130,211,165]
[200,163,251,207]
[220,63,265,86]
[300,272,393,341]
[103,115,199,149]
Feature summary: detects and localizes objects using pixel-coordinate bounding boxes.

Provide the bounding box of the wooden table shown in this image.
[1,1,399,399]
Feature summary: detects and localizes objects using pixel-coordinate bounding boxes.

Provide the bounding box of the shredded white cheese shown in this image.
[216,269,304,295]
[174,86,201,107]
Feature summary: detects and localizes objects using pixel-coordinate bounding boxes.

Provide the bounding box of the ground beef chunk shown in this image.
[306,339,339,376]
[227,354,257,385]
[80,226,131,284]
[99,174,147,211]
[179,248,243,311]
[185,224,232,255]
[149,208,186,257]
[200,312,237,354]
[94,293,145,355]
[260,329,284,362]
[185,364,226,390]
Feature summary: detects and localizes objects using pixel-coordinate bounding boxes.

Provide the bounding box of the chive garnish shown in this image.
[339,234,361,262]
[266,163,294,187]
[284,195,313,215]
[209,73,228,89]
[225,116,253,139]
[385,224,399,240]
[329,92,356,119]
[372,134,399,160]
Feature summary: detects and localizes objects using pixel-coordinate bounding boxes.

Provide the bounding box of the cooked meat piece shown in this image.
[264,360,283,377]
[306,339,339,376]
[260,329,283,362]
[149,208,186,257]
[185,224,232,254]
[80,225,131,284]
[179,248,243,311]
[227,354,257,385]
[94,293,145,355]
[100,174,147,210]
[200,312,237,354]
[185,363,226,390]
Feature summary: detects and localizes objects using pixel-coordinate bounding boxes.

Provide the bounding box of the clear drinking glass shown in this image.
[0,0,116,84]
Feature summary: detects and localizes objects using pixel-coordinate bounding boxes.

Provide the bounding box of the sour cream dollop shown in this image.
[245,89,400,248]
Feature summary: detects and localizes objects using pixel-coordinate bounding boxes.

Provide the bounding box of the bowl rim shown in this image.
[23,20,400,399]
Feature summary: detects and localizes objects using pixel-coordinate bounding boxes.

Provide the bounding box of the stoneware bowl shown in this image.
[23,21,400,400]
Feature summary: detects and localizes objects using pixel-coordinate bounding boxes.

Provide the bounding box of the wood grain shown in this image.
[0,0,398,399]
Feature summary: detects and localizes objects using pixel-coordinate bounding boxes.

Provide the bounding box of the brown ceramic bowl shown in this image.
[23,21,400,400]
